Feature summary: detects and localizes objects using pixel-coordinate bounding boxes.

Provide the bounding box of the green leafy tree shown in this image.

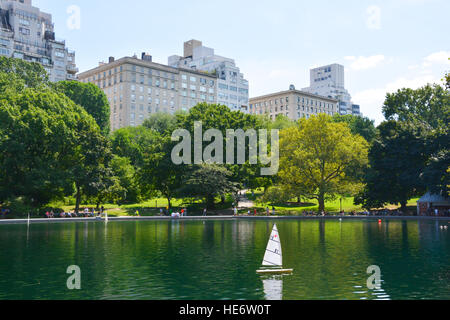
[53,81,111,135]
[355,121,428,210]
[383,82,449,198]
[383,84,449,130]
[176,103,268,189]
[139,134,184,208]
[279,114,369,212]
[332,114,377,143]
[108,155,141,204]
[259,186,294,205]
[0,56,48,87]
[0,78,104,208]
[142,112,179,135]
[177,164,240,209]
[110,126,159,168]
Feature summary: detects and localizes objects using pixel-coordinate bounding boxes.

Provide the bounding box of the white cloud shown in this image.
[345,55,385,70]
[424,51,450,65]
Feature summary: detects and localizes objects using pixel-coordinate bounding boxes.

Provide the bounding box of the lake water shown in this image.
[0,219,448,300]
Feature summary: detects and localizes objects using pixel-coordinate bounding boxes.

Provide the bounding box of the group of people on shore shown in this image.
[233,206,277,217]
[45,207,107,219]
[427,207,450,217]
[159,207,189,218]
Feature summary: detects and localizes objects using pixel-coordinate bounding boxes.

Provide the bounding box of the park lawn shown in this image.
[248,190,420,215]
[49,195,235,217]
[46,194,421,217]
[255,197,363,215]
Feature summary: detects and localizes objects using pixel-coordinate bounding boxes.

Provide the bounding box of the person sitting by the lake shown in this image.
[45,211,50,218]
[234,207,238,216]
[254,209,257,216]
[180,208,184,216]
[159,208,163,216]
[266,207,270,216]
[135,210,140,217]
[184,208,187,216]
[49,210,54,218]
[203,208,207,216]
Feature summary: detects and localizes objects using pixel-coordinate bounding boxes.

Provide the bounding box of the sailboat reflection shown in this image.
[262,275,283,300]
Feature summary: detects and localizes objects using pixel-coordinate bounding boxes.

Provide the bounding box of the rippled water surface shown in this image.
[0,219,448,300]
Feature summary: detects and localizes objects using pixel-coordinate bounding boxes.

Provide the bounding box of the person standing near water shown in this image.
[203,208,207,216]
[266,207,270,216]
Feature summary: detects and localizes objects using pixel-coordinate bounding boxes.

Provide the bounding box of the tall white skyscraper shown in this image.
[169,40,249,113]
[0,0,77,82]
[303,63,360,116]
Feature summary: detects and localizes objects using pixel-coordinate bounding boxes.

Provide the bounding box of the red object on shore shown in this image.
[378,219,382,223]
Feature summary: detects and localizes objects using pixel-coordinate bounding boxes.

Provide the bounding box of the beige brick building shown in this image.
[249,85,339,121]
[78,54,218,131]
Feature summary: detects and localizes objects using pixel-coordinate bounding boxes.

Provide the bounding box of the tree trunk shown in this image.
[297,197,301,204]
[75,184,81,214]
[207,194,215,210]
[318,193,325,213]
[167,197,172,209]
[400,201,407,212]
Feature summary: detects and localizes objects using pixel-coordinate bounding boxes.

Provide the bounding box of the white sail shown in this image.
[262,224,283,267]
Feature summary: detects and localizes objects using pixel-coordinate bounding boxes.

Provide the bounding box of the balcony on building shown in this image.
[66,64,78,74]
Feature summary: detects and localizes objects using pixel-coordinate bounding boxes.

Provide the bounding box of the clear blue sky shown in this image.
[34,0,450,124]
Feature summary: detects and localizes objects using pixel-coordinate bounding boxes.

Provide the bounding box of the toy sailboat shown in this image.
[257,224,293,275]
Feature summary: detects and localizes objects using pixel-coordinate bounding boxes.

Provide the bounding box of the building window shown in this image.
[19,27,30,35]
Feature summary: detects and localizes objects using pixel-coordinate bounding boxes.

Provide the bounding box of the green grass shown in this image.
[38,193,421,218]
[249,190,420,215]
[46,195,235,217]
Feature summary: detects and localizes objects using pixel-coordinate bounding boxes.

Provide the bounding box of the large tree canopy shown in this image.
[357,80,449,209]
[53,81,111,135]
[279,114,369,212]
[177,164,240,209]
[0,80,105,207]
[0,56,48,87]
[332,114,377,144]
[355,121,428,210]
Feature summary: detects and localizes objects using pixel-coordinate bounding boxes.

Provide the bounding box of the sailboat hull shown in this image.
[257,269,293,275]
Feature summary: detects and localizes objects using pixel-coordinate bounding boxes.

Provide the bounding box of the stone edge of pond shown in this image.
[0,215,449,225]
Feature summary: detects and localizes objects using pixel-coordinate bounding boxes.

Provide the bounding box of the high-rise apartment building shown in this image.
[0,0,77,82]
[78,54,218,131]
[302,63,360,116]
[249,85,339,121]
[169,40,249,113]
